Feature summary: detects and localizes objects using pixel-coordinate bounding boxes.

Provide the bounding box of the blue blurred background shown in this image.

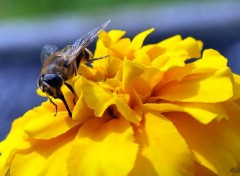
[0,0,240,140]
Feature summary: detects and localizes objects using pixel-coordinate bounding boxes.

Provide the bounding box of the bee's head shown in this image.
[38,74,63,98]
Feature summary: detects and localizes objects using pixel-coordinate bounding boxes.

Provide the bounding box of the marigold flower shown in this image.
[1,28,240,176]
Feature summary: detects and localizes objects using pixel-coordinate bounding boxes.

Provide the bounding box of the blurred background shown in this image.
[0,0,240,140]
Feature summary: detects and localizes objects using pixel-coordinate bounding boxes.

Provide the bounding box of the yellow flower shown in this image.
[1,28,240,176]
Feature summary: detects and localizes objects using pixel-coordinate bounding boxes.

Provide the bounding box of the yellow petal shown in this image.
[156,67,233,102]
[143,102,228,124]
[193,49,228,69]
[128,28,155,58]
[94,38,109,58]
[178,37,203,58]
[131,112,194,176]
[75,76,114,117]
[221,101,240,124]
[67,117,138,176]
[158,63,192,84]
[232,73,240,100]
[10,127,77,176]
[134,50,152,65]
[94,30,126,58]
[98,30,113,48]
[143,102,183,112]
[110,38,131,58]
[167,112,240,175]
[158,49,229,85]
[157,35,202,59]
[122,59,144,93]
[174,102,229,123]
[122,60,163,98]
[133,67,163,97]
[108,30,126,43]
[24,103,81,139]
[72,92,94,121]
[36,88,47,97]
[141,44,165,60]
[113,93,142,123]
[130,28,154,50]
[0,117,35,175]
[75,76,141,123]
[157,35,182,47]
[92,56,123,79]
[153,50,187,71]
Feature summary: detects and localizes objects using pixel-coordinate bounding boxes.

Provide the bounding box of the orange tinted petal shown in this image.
[194,162,217,176]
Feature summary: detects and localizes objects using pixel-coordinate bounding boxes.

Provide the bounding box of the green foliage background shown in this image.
[0,0,223,19]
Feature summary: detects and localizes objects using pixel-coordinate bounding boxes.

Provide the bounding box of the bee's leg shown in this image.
[89,55,110,61]
[59,93,72,118]
[49,97,58,117]
[85,50,110,68]
[65,82,76,104]
[84,46,110,61]
[78,48,109,67]
[4,168,10,176]
[85,55,110,68]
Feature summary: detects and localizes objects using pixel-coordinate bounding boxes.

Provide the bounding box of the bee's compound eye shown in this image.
[42,74,63,89]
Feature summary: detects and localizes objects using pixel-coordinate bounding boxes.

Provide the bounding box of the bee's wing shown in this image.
[41,44,58,64]
[66,19,111,65]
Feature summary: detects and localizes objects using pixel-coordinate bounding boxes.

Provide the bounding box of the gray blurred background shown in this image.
[0,0,240,140]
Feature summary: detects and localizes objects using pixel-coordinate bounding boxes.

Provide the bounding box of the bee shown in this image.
[38,20,111,117]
